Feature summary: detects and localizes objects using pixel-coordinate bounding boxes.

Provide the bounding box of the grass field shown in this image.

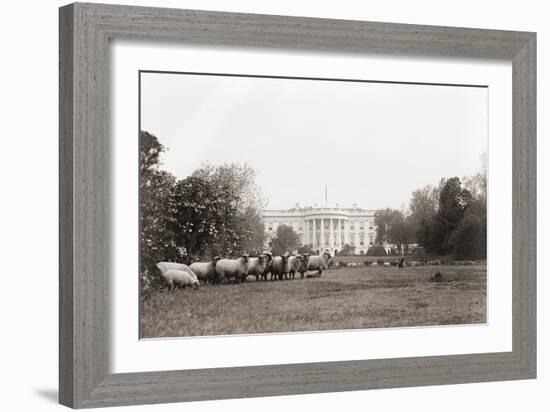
[140,264,486,338]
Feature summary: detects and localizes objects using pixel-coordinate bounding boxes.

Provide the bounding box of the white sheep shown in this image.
[270,255,290,280]
[162,269,200,291]
[306,251,331,276]
[215,255,249,284]
[245,255,267,282]
[189,256,221,284]
[156,262,198,281]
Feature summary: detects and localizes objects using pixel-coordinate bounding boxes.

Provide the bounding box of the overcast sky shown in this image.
[140,72,487,210]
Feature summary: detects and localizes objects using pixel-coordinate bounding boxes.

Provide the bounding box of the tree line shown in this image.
[374,168,487,260]
[140,131,265,289]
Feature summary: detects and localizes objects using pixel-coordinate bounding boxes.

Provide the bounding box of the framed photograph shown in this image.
[59,2,536,408]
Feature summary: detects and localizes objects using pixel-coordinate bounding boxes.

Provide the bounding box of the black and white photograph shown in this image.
[139,71,488,338]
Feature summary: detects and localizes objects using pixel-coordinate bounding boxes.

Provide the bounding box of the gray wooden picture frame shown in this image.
[59,2,536,409]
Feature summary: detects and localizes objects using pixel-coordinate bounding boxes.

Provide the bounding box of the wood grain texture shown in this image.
[59,4,74,406]
[59,2,536,408]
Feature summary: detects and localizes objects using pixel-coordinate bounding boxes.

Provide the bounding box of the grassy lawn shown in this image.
[140,264,486,338]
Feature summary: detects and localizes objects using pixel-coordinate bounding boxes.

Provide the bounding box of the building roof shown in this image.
[263,205,378,218]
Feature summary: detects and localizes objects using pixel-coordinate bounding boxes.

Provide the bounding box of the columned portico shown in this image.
[304,213,351,253]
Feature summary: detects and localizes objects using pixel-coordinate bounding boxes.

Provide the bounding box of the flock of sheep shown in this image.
[156,251,332,291]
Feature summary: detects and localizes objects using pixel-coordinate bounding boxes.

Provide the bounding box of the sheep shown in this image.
[297,254,310,279]
[260,252,273,281]
[244,255,267,282]
[156,262,198,282]
[270,255,290,281]
[215,255,249,284]
[189,256,221,284]
[306,251,331,276]
[288,254,304,280]
[162,269,200,291]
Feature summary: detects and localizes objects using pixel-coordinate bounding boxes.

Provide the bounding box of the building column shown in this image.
[344,220,349,245]
[329,218,334,249]
[320,218,324,249]
[335,218,339,247]
[312,219,317,247]
[355,225,360,251]
[338,218,342,246]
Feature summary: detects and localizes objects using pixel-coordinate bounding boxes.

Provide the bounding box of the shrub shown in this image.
[366,245,387,256]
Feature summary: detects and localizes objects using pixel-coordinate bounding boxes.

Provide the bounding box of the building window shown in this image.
[268,225,273,231]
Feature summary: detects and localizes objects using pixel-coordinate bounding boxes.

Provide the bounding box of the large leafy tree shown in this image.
[271,225,300,256]
[237,206,266,254]
[433,177,473,254]
[374,208,415,253]
[450,169,487,259]
[173,174,237,258]
[448,212,485,259]
[139,131,180,289]
[414,176,481,256]
[174,163,266,258]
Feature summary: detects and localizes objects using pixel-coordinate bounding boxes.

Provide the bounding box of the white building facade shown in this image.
[263,204,378,255]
